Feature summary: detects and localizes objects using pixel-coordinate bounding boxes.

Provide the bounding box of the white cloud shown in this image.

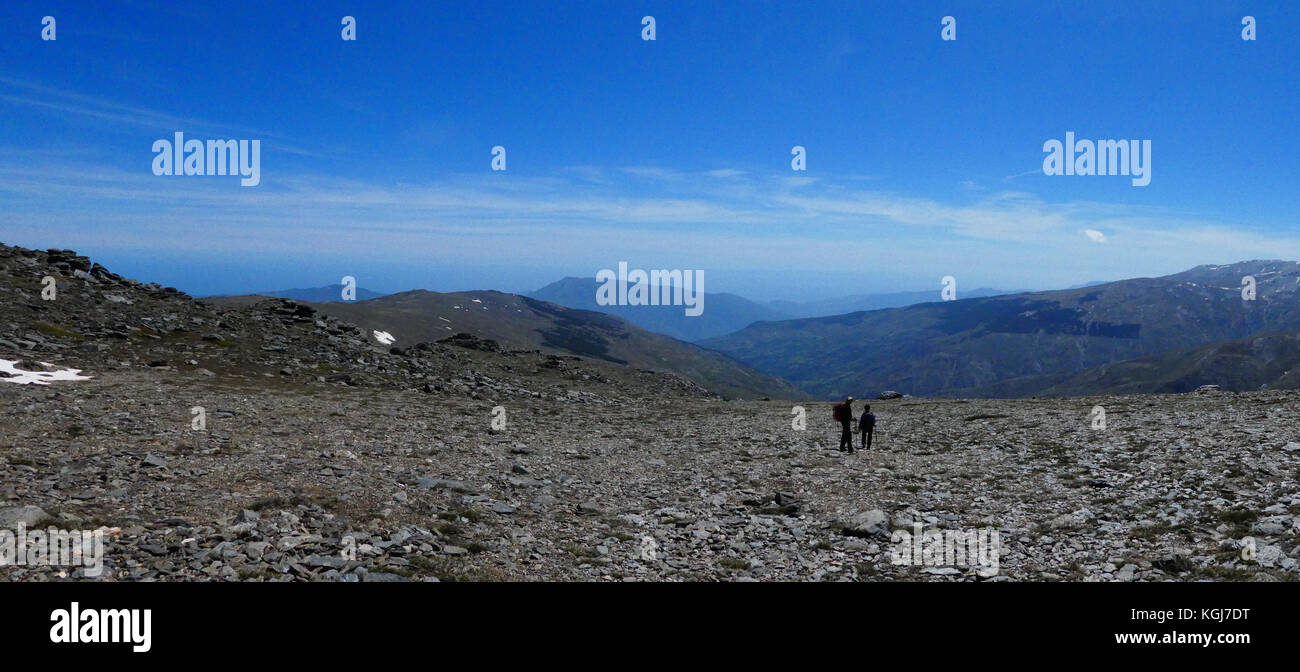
[0,77,324,158]
[3,155,1298,292]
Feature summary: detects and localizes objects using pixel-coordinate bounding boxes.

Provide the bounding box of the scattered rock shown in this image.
[0,505,51,528]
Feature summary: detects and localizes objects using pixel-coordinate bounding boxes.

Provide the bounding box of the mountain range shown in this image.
[208,285,387,303]
[764,287,1023,319]
[8,243,1298,585]
[529,277,787,342]
[16,242,1300,401]
[530,276,1022,342]
[703,261,1300,398]
[277,289,799,400]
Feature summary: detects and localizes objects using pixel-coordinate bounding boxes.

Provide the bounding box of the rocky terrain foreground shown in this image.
[2,244,1299,581]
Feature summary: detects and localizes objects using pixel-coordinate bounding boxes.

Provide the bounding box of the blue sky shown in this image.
[1,0,1297,300]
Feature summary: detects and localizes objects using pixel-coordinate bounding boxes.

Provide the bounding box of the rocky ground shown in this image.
[4,369,1299,582]
[3,243,1299,581]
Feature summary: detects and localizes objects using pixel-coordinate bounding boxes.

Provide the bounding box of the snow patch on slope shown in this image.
[0,359,93,385]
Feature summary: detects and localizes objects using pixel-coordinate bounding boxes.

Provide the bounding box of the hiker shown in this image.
[833,396,854,452]
[859,404,876,451]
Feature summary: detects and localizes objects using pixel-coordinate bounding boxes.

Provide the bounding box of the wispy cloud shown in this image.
[0,77,328,158]
[2,154,1297,291]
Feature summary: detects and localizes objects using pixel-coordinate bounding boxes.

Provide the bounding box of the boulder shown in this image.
[842,509,891,539]
[0,505,51,528]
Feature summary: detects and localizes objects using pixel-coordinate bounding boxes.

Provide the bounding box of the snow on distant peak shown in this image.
[0,359,93,385]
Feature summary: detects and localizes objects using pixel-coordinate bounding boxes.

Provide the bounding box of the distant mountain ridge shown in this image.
[765,287,1023,318]
[531,276,1027,341]
[207,285,387,303]
[70,256,1300,399]
[530,277,787,342]
[703,260,1300,399]
[299,288,800,399]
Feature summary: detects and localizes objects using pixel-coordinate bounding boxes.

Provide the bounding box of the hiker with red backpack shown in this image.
[833,396,854,452]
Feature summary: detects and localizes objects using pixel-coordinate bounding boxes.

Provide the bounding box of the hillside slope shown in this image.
[1022,330,1300,396]
[0,243,727,403]
[301,289,800,400]
[704,261,1300,399]
[766,287,1020,318]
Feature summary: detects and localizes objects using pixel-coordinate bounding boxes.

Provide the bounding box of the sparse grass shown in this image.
[601,514,630,530]
[35,322,83,339]
[757,504,800,516]
[1192,565,1261,581]
[51,514,111,530]
[1218,507,1259,537]
[1219,507,1258,526]
[401,556,506,581]
[238,567,276,581]
[439,507,482,523]
[718,557,749,570]
[562,543,600,559]
[1213,549,1242,563]
[246,488,340,513]
[1130,523,1191,541]
[1059,472,1084,489]
[247,494,308,511]
[403,553,499,579]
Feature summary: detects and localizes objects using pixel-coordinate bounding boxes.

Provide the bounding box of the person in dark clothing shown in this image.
[859,404,876,451]
[837,396,854,452]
